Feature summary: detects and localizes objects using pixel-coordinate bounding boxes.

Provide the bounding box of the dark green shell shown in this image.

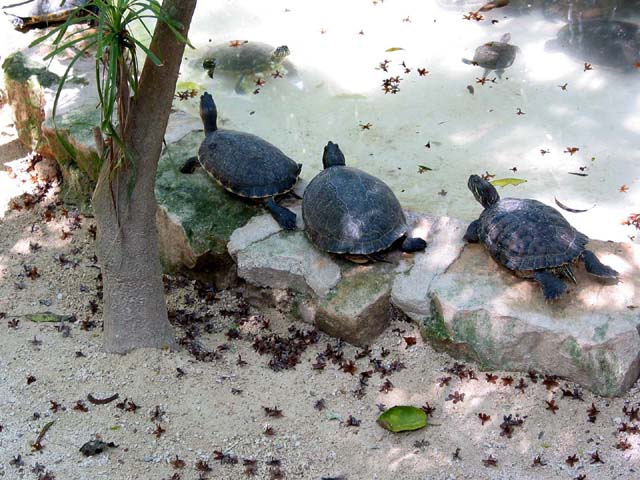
[203,41,287,74]
[472,41,518,70]
[477,197,588,272]
[198,130,300,198]
[302,166,408,255]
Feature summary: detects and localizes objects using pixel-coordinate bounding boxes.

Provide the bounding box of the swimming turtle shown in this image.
[302,141,426,261]
[463,33,519,78]
[184,92,300,230]
[464,174,618,300]
[545,19,640,70]
[202,41,295,94]
[2,0,93,31]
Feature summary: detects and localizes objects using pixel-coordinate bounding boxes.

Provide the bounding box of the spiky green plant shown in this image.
[30,0,191,173]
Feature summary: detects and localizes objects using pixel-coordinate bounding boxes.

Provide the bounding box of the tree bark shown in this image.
[93,0,197,353]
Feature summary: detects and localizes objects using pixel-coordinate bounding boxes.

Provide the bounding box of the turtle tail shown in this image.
[200,92,218,134]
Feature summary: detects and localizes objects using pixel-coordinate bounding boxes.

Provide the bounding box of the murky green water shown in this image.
[174,0,640,244]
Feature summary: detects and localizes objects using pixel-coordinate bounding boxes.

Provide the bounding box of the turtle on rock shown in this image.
[183,92,301,230]
[464,174,618,300]
[302,141,426,262]
[2,0,94,31]
[202,41,298,94]
[463,33,519,78]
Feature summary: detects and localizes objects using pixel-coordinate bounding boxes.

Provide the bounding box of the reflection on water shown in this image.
[176,0,639,243]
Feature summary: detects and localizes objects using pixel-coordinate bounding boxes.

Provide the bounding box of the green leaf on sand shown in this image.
[385,47,404,52]
[490,178,527,187]
[377,406,427,432]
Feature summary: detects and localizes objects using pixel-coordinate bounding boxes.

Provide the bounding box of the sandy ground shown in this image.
[0,98,640,480]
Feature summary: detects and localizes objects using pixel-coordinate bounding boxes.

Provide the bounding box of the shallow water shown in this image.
[175,0,640,244]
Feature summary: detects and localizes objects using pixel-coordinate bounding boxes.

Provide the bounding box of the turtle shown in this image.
[462,33,519,78]
[545,19,640,70]
[301,141,426,261]
[2,0,94,31]
[464,174,618,300]
[182,92,301,230]
[201,41,297,94]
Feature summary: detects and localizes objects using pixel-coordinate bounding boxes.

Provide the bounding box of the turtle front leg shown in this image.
[463,220,480,243]
[265,198,297,231]
[533,270,566,300]
[234,74,253,95]
[582,250,618,279]
[400,236,427,253]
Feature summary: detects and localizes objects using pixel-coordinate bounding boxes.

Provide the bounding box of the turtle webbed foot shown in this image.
[582,250,619,280]
[266,198,297,231]
[400,236,427,253]
[534,270,566,301]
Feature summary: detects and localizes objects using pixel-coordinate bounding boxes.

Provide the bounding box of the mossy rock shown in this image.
[155,130,259,273]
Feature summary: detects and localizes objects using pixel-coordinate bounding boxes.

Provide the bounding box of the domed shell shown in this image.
[472,41,518,70]
[198,130,300,198]
[302,166,408,255]
[203,41,286,74]
[477,197,589,271]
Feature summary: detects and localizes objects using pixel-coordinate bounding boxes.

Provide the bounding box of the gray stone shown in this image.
[422,239,640,397]
[392,213,468,321]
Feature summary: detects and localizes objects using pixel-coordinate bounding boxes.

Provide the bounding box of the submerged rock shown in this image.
[546,19,640,69]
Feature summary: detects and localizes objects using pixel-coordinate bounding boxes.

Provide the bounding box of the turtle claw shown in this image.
[534,270,566,301]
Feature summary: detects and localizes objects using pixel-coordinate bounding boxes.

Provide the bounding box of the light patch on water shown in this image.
[11,0,630,245]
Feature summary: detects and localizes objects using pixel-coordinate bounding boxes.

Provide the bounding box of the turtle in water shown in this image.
[464,174,618,300]
[463,33,519,78]
[302,142,426,262]
[183,92,301,230]
[2,0,94,31]
[202,41,297,94]
[545,19,640,70]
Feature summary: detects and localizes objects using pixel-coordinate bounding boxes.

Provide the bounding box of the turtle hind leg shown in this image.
[265,198,297,231]
[463,220,480,243]
[400,236,426,253]
[533,270,566,300]
[582,250,618,279]
[179,156,199,174]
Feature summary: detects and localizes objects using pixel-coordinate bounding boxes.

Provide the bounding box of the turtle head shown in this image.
[468,174,500,209]
[200,92,218,134]
[272,45,290,61]
[322,141,346,169]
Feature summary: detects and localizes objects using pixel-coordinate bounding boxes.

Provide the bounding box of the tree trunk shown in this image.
[94,0,197,353]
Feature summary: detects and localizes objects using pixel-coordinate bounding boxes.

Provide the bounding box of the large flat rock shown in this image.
[422,240,640,397]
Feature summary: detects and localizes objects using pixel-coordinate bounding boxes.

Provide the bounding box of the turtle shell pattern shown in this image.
[205,42,281,74]
[477,198,589,272]
[198,129,299,199]
[473,42,518,70]
[302,166,408,255]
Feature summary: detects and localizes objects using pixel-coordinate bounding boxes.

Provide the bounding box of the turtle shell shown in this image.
[204,41,284,74]
[302,166,408,255]
[477,197,589,272]
[2,0,90,29]
[472,41,518,70]
[198,129,300,198]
